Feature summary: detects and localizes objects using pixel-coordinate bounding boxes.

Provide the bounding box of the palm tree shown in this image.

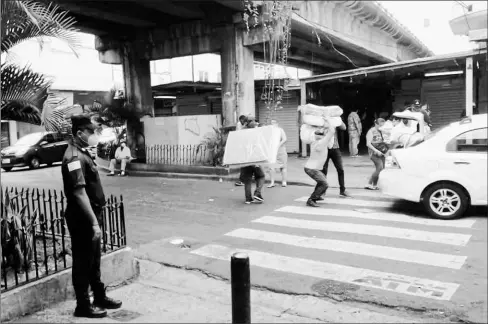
[42,88,136,141]
[1,0,80,124]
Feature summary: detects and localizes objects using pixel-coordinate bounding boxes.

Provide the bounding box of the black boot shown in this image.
[306,199,320,207]
[74,304,107,318]
[93,295,123,309]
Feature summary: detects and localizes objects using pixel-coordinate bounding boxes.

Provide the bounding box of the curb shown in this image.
[96,163,368,190]
[1,247,138,322]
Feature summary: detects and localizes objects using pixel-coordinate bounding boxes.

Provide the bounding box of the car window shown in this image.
[446,127,488,153]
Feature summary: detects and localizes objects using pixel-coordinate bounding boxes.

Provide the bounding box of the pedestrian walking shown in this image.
[321,119,351,198]
[365,118,387,190]
[267,119,288,188]
[347,107,362,157]
[304,121,336,207]
[241,119,265,204]
[61,114,122,318]
[235,115,249,187]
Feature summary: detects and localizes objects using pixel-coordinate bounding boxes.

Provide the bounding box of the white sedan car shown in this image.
[379,114,487,219]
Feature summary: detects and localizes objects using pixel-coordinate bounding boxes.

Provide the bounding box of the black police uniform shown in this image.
[61,140,106,307]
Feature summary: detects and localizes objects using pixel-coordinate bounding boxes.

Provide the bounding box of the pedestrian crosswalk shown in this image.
[190,190,478,302]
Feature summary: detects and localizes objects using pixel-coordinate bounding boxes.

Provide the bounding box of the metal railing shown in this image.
[1,186,127,293]
[146,144,209,165]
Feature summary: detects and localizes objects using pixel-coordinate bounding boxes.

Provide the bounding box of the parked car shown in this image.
[379,114,487,220]
[1,132,70,171]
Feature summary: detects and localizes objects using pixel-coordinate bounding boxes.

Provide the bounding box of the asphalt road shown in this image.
[2,164,487,323]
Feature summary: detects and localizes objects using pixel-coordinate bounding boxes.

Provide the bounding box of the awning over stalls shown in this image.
[300,48,487,85]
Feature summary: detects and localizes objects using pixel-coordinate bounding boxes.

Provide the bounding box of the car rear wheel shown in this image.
[2,167,12,172]
[29,157,41,169]
[422,183,469,220]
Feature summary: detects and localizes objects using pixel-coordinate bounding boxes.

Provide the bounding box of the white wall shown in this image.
[142,114,221,146]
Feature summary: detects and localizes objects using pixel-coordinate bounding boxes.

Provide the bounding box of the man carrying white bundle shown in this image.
[304,119,336,208]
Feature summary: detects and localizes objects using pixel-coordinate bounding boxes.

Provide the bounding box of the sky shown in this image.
[379,0,487,55]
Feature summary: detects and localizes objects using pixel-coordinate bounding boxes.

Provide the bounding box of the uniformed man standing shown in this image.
[61,114,122,318]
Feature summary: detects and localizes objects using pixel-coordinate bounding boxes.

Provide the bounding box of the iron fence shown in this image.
[1,186,127,293]
[146,144,210,165]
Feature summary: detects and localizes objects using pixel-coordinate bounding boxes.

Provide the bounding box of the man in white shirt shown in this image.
[107,140,132,177]
[304,123,336,207]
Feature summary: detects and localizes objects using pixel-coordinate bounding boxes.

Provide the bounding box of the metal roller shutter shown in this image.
[257,90,300,153]
[424,88,465,130]
[210,98,222,116]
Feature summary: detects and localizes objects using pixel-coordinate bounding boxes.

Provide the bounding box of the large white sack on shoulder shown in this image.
[327,116,343,128]
[300,124,319,145]
[222,125,281,166]
[298,104,343,118]
[302,114,325,127]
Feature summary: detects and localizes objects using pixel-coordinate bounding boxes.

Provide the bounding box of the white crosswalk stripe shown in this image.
[252,216,472,246]
[296,196,394,208]
[276,205,477,228]
[191,244,460,301]
[190,195,478,301]
[225,228,466,269]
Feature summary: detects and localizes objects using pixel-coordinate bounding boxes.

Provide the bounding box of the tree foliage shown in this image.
[1,0,80,124]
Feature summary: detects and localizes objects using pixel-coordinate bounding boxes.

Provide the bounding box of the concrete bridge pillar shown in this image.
[220,26,255,127]
[121,44,153,162]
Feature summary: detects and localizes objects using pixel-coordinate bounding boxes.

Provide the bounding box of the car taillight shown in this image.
[386,156,401,169]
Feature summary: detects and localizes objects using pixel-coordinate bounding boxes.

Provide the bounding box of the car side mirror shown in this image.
[39,141,48,146]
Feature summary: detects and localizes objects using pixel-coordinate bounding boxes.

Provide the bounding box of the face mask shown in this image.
[78,131,99,147]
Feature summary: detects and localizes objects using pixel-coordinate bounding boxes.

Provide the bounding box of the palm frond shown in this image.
[1,0,81,55]
[42,104,83,133]
[1,63,52,124]
[40,91,66,127]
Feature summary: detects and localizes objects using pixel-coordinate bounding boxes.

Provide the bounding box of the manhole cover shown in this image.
[108,309,143,322]
[311,279,360,296]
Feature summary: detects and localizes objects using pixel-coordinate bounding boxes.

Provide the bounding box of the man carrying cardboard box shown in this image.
[241,119,266,204]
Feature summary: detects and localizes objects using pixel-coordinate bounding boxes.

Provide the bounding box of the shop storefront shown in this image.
[298,49,487,156]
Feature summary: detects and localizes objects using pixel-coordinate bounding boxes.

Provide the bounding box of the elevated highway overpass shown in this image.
[51,0,433,158]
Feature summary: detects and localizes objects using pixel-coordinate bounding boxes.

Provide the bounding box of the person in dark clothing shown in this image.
[321,119,351,198]
[61,114,122,318]
[241,119,265,204]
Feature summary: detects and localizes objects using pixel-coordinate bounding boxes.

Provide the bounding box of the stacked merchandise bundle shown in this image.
[389,111,426,148]
[222,125,281,169]
[298,104,344,144]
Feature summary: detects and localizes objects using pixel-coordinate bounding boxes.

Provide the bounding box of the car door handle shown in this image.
[454,161,470,165]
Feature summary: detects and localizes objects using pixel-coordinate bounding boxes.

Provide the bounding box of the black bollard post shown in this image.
[231,252,251,324]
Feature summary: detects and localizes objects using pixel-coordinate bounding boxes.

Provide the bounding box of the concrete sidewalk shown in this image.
[97,153,375,189]
[11,259,442,323]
